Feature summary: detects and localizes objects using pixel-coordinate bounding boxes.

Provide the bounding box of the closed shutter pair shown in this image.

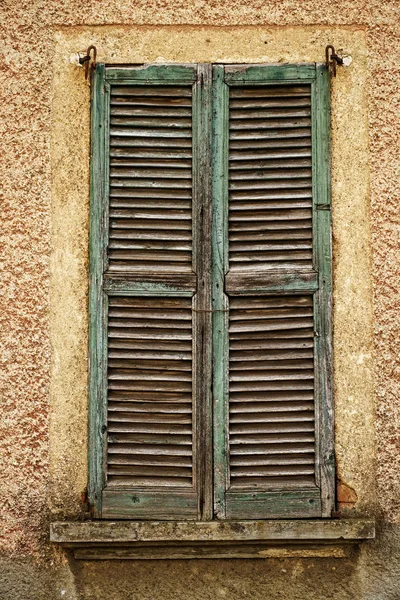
[89,63,334,521]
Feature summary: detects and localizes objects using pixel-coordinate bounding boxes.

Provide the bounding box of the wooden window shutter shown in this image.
[89,64,213,520]
[212,64,334,519]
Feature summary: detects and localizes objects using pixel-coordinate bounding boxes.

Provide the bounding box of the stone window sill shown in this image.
[50,518,375,560]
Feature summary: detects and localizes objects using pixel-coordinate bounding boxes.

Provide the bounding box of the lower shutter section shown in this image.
[225,294,321,519]
[102,296,198,519]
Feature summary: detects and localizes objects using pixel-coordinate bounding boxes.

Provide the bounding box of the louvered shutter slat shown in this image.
[229,85,312,272]
[228,295,315,490]
[107,296,193,489]
[109,85,193,274]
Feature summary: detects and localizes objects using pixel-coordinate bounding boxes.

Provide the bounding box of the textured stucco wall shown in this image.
[0,0,399,598]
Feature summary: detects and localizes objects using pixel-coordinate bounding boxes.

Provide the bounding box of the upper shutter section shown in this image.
[228,85,313,271]
[109,84,193,273]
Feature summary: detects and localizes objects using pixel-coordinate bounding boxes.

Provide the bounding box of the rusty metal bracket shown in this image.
[79,45,97,80]
[325,45,343,77]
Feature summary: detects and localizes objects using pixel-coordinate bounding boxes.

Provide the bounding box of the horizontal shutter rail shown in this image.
[110,155,192,166]
[111,106,192,117]
[111,117,192,128]
[108,391,192,402]
[230,138,312,152]
[230,411,314,423]
[108,369,192,382]
[225,271,318,294]
[230,351,313,362]
[229,128,311,140]
[106,73,197,86]
[110,168,192,179]
[110,137,192,148]
[108,401,192,413]
[230,106,311,118]
[229,190,312,200]
[109,229,192,239]
[230,98,311,109]
[230,400,314,412]
[110,187,192,199]
[103,275,197,295]
[228,85,313,97]
[229,118,311,130]
[110,212,191,223]
[230,442,314,455]
[107,443,192,455]
[109,85,194,95]
[109,433,192,445]
[230,165,312,176]
[224,65,316,83]
[110,128,191,138]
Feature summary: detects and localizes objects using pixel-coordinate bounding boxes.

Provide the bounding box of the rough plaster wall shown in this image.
[0,0,399,598]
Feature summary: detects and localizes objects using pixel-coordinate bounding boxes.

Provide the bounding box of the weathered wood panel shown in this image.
[71,543,351,560]
[212,64,333,520]
[89,64,204,520]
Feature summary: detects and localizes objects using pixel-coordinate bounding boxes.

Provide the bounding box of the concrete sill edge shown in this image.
[50,519,375,560]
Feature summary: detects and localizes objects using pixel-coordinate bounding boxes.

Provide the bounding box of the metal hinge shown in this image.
[325,45,343,77]
[79,45,97,80]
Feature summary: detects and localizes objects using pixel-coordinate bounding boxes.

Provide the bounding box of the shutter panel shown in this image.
[89,65,213,520]
[213,64,334,519]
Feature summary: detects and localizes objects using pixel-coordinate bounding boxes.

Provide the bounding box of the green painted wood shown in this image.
[224,64,316,85]
[104,276,196,295]
[312,64,335,516]
[105,65,196,84]
[91,63,215,521]
[225,490,321,520]
[212,65,230,520]
[211,64,334,520]
[225,271,318,294]
[102,490,198,520]
[89,62,334,524]
[88,64,109,517]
